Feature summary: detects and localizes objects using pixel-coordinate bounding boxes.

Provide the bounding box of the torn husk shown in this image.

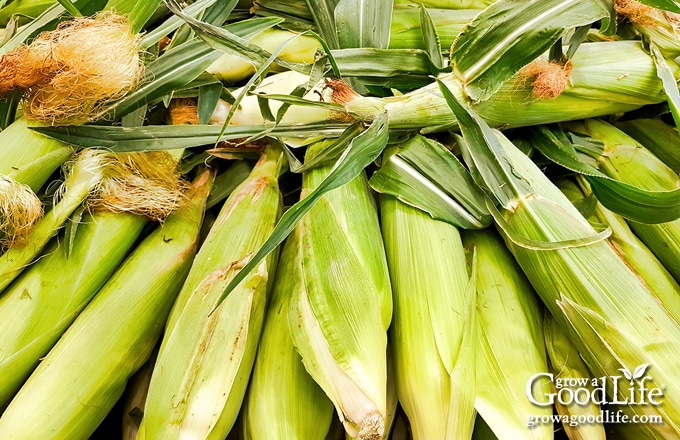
[0,13,143,125]
[0,176,43,249]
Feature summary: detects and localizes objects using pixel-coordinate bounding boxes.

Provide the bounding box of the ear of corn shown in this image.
[0,210,146,407]
[0,167,211,439]
[142,146,284,439]
[568,119,680,193]
[341,41,673,132]
[207,28,321,83]
[543,312,606,440]
[288,141,392,440]
[447,92,680,437]
[0,118,73,192]
[461,228,551,440]
[242,236,334,440]
[556,177,680,322]
[379,194,475,440]
[567,118,680,284]
[0,149,106,292]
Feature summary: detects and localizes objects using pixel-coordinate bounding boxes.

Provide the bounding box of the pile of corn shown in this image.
[1,0,680,439]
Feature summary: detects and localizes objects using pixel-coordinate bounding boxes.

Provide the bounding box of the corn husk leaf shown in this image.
[637,0,680,13]
[530,125,680,224]
[335,0,393,49]
[629,218,680,283]
[165,0,309,74]
[0,150,105,292]
[616,118,680,174]
[101,17,281,120]
[369,134,491,229]
[0,118,73,192]
[651,44,680,128]
[558,177,680,323]
[30,122,351,152]
[104,0,160,32]
[388,7,478,51]
[304,0,340,49]
[140,0,218,48]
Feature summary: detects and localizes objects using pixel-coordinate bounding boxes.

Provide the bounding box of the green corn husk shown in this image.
[0,118,74,192]
[462,228,551,440]
[468,129,680,438]
[289,141,392,440]
[556,177,680,321]
[0,169,211,439]
[242,237,334,440]
[337,41,673,132]
[207,28,321,83]
[251,0,314,22]
[629,219,680,283]
[388,7,480,51]
[0,0,55,27]
[0,149,106,292]
[142,146,285,440]
[0,210,146,407]
[544,313,606,440]
[380,195,475,440]
[616,118,680,174]
[568,118,680,283]
[394,0,494,8]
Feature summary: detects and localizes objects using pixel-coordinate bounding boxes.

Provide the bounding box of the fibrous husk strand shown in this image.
[90,151,189,221]
[0,176,43,249]
[0,13,144,125]
[168,98,199,125]
[614,0,657,25]
[519,59,573,100]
